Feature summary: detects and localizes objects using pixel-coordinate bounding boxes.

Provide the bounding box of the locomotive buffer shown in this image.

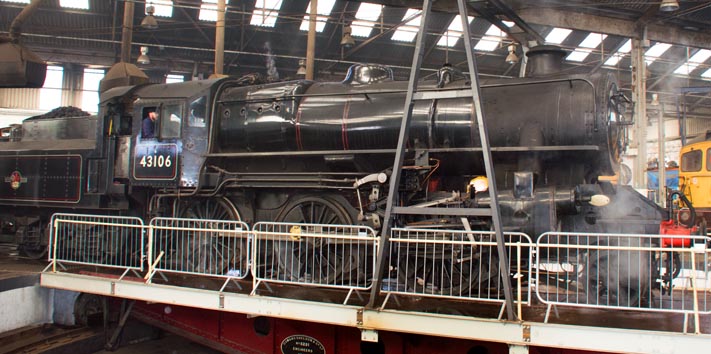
[367,0,517,321]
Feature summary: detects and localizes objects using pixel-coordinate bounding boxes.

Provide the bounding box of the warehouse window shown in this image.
[60,0,89,10]
[390,9,422,42]
[146,0,173,18]
[39,66,64,111]
[474,21,514,52]
[674,49,711,75]
[250,0,282,27]
[351,3,383,37]
[166,74,185,83]
[81,68,104,114]
[299,0,336,33]
[645,42,672,65]
[199,0,230,22]
[544,27,572,44]
[566,32,607,62]
[603,39,631,67]
[437,15,474,47]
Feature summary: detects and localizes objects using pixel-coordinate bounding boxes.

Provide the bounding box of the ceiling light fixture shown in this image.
[141,5,159,30]
[137,46,151,65]
[505,44,519,64]
[659,0,680,12]
[296,59,307,76]
[341,25,355,48]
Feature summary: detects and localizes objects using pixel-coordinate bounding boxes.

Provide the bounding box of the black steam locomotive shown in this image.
[0,46,662,277]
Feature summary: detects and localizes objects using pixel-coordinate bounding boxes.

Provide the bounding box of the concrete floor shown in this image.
[0,242,46,280]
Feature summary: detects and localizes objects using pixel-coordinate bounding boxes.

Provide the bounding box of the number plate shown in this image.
[133,143,178,180]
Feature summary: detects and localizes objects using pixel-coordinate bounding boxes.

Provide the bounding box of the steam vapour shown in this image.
[264,42,279,81]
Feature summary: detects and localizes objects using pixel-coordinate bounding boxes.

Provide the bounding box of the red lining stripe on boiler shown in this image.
[342,100,350,150]
[295,105,303,150]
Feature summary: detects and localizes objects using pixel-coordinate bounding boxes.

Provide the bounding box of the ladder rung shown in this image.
[413,89,473,100]
[392,206,492,217]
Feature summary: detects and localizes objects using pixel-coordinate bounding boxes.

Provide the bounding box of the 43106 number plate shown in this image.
[133,143,178,180]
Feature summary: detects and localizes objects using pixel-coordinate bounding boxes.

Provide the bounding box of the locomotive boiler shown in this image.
[197,46,658,239]
[0,46,663,294]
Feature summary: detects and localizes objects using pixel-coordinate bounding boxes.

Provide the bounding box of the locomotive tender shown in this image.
[0,47,662,282]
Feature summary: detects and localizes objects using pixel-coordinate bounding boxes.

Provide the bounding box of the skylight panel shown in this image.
[603,39,631,66]
[436,15,475,47]
[391,9,422,42]
[674,49,711,75]
[579,33,606,48]
[250,0,282,27]
[351,3,383,37]
[2,1,30,4]
[567,49,593,62]
[566,32,607,62]
[299,0,336,33]
[474,21,514,52]
[60,0,88,9]
[147,0,173,18]
[199,0,231,22]
[545,28,572,45]
[645,42,672,65]
[702,68,711,79]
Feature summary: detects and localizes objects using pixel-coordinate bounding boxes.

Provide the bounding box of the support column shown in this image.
[120,0,134,63]
[657,105,665,206]
[305,0,317,80]
[214,0,226,76]
[631,39,648,189]
[62,64,84,108]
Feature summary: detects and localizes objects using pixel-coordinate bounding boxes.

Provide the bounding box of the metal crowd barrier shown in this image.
[384,228,533,313]
[535,232,711,331]
[45,212,711,331]
[148,217,251,286]
[48,213,144,274]
[251,222,378,302]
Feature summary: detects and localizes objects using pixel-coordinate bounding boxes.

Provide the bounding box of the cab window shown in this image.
[189,96,207,128]
[681,149,702,172]
[707,148,711,171]
[161,104,182,138]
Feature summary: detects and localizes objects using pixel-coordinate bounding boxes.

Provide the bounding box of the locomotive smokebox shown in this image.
[525,45,567,77]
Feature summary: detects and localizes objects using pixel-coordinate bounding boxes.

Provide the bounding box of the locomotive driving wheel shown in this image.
[17,221,49,260]
[177,197,246,275]
[274,195,363,284]
[396,235,499,296]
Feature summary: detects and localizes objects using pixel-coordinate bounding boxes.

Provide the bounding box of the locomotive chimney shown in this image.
[525,45,567,77]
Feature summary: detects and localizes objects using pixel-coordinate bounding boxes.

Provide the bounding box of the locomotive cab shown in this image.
[679,132,711,227]
[125,78,225,188]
